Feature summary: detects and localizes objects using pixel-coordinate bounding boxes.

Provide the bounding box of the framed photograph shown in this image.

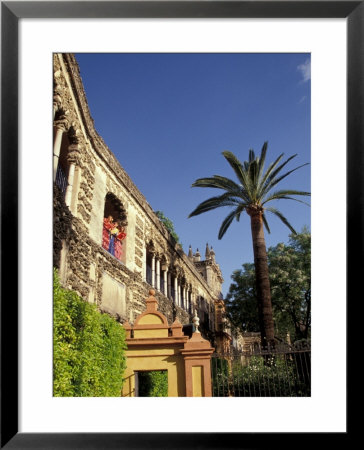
[2,1,360,448]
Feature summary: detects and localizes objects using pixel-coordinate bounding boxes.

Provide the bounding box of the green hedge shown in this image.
[138,371,168,397]
[53,270,127,396]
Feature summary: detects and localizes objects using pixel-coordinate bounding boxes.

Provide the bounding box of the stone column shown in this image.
[64,162,75,207]
[151,254,156,288]
[177,281,181,307]
[53,121,67,181]
[63,139,80,210]
[174,277,178,304]
[183,286,187,310]
[156,258,160,291]
[191,291,196,314]
[164,268,168,297]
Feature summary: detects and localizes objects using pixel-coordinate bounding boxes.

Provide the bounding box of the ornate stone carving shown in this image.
[54,53,226,344]
[134,256,143,268]
[54,115,69,133]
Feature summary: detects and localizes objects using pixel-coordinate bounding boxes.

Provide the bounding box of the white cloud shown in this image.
[298,95,307,104]
[297,59,311,82]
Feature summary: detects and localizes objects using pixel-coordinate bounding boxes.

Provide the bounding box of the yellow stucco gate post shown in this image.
[122,290,214,397]
[180,312,214,397]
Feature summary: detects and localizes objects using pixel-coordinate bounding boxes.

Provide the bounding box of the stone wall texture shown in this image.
[53,53,225,344]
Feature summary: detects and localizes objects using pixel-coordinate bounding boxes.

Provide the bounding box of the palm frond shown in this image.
[257,141,268,182]
[212,175,251,202]
[256,152,285,195]
[192,176,240,193]
[191,176,231,190]
[235,203,246,223]
[218,206,245,239]
[263,196,311,207]
[266,154,298,184]
[188,193,243,218]
[248,149,255,163]
[261,163,310,196]
[191,175,251,203]
[262,189,311,206]
[262,213,271,234]
[265,206,297,234]
[222,151,253,198]
[265,189,311,197]
[248,158,259,192]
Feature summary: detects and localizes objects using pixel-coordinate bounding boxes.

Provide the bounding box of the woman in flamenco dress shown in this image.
[108,222,119,256]
[102,215,114,251]
[114,225,126,260]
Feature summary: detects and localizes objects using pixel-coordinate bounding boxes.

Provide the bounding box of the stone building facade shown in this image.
[53,53,227,345]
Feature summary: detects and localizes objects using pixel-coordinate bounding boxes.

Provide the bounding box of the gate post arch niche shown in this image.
[122,289,214,397]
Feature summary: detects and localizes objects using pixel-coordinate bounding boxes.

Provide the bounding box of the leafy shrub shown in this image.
[138,370,168,397]
[53,269,127,396]
[155,210,181,245]
[212,357,230,397]
[212,354,310,397]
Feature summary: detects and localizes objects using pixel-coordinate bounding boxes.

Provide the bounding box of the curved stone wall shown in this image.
[53,53,224,342]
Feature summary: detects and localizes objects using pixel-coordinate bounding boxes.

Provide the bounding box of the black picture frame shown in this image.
[1,1,359,448]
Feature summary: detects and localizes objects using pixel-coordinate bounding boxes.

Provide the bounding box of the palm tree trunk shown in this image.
[248,209,275,349]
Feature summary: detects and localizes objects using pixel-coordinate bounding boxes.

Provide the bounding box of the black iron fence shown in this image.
[211,342,311,397]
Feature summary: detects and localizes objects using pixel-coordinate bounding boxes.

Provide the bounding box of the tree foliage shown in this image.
[53,269,127,396]
[155,210,181,245]
[269,229,311,341]
[212,355,310,397]
[224,263,260,333]
[138,371,168,397]
[225,230,311,343]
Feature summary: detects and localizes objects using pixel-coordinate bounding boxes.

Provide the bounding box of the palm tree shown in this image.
[188,142,310,348]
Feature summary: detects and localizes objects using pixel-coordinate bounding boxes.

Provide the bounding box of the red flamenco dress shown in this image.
[102,218,113,251]
[114,230,126,261]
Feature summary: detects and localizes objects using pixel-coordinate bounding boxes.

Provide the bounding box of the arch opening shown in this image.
[102,193,127,263]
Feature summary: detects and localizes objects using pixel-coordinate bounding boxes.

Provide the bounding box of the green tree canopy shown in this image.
[225,263,260,333]
[269,229,311,341]
[53,269,127,396]
[225,230,311,343]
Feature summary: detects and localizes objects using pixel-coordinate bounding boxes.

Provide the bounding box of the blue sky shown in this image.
[75,53,311,297]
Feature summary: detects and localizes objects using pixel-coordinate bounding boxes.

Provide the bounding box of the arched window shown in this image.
[54,123,70,197]
[146,251,153,285]
[102,193,127,263]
